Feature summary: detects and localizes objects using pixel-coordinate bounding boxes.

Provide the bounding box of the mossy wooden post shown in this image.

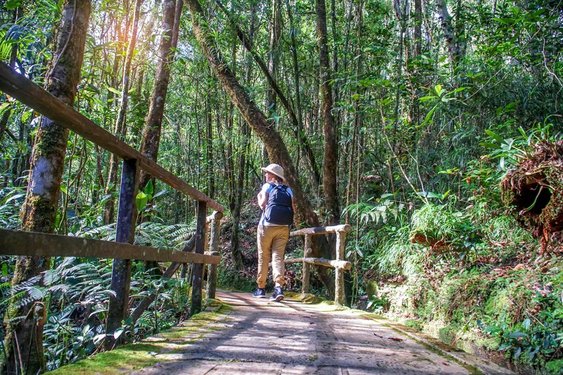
[191,200,207,315]
[334,228,348,305]
[302,234,312,293]
[206,211,222,299]
[106,159,139,349]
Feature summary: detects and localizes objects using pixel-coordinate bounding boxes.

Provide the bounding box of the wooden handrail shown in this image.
[285,257,351,270]
[290,224,351,237]
[0,62,224,213]
[289,224,352,305]
[0,62,225,349]
[0,229,220,265]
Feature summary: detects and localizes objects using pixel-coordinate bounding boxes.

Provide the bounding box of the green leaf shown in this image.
[136,191,148,211]
[419,95,436,103]
[106,86,121,95]
[21,110,32,124]
[0,102,11,114]
[485,129,503,143]
[434,84,444,96]
[4,193,25,204]
[144,179,154,199]
[60,184,68,195]
[5,0,23,10]
[509,331,528,339]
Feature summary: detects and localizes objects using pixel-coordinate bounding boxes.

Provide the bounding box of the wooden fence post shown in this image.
[302,234,312,293]
[191,200,207,315]
[206,211,222,299]
[334,229,347,305]
[106,159,138,349]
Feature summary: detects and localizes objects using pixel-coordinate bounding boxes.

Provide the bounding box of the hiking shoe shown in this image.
[252,288,266,298]
[270,286,284,302]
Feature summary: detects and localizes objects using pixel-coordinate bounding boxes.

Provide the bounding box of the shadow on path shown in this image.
[133,291,512,375]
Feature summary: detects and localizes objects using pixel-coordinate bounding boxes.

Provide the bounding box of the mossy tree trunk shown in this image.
[2,1,91,374]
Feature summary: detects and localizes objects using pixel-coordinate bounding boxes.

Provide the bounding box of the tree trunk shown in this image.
[316,0,340,225]
[436,0,461,66]
[139,0,181,190]
[2,1,91,373]
[185,0,335,292]
[103,0,143,224]
[230,4,257,271]
[265,0,282,120]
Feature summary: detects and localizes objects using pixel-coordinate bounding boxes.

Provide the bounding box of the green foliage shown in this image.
[410,202,478,251]
[481,123,560,172]
[478,276,562,368]
[216,266,256,292]
[343,194,406,226]
[0,185,25,229]
[366,294,389,314]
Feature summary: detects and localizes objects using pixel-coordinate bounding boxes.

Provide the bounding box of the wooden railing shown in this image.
[0,62,224,347]
[286,224,352,305]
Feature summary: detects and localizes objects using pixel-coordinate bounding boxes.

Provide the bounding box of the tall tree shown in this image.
[265,0,282,121]
[229,3,258,271]
[103,0,143,224]
[139,0,181,190]
[2,1,91,373]
[316,0,340,225]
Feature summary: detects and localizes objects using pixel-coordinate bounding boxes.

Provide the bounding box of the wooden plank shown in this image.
[191,201,207,315]
[0,229,220,265]
[285,257,351,270]
[301,234,312,293]
[290,224,351,237]
[334,231,348,305]
[106,159,138,347]
[0,62,224,213]
[206,211,223,299]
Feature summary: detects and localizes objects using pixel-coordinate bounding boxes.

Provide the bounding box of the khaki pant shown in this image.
[256,225,289,288]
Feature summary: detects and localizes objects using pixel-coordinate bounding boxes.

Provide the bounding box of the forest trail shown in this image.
[131,291,513,375]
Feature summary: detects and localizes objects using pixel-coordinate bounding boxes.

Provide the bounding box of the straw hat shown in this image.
[261,163,285,181]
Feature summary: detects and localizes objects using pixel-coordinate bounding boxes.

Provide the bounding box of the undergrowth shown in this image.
[348,128,562,373]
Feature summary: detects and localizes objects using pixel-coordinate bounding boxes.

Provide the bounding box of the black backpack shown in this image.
[264,184,294,225]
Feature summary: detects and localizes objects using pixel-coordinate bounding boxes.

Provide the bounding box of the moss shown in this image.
[545,359,563,374]
[405,319,423,331]
[21,195,58,232]
[46,301,231,374]
[288,292,323,304]
[46,343,163,374]
[438,325,459,346]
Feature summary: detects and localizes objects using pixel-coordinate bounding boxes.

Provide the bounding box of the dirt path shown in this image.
[133,291,512,375]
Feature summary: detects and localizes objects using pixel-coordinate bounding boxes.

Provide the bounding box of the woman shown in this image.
[253,163,295,302]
